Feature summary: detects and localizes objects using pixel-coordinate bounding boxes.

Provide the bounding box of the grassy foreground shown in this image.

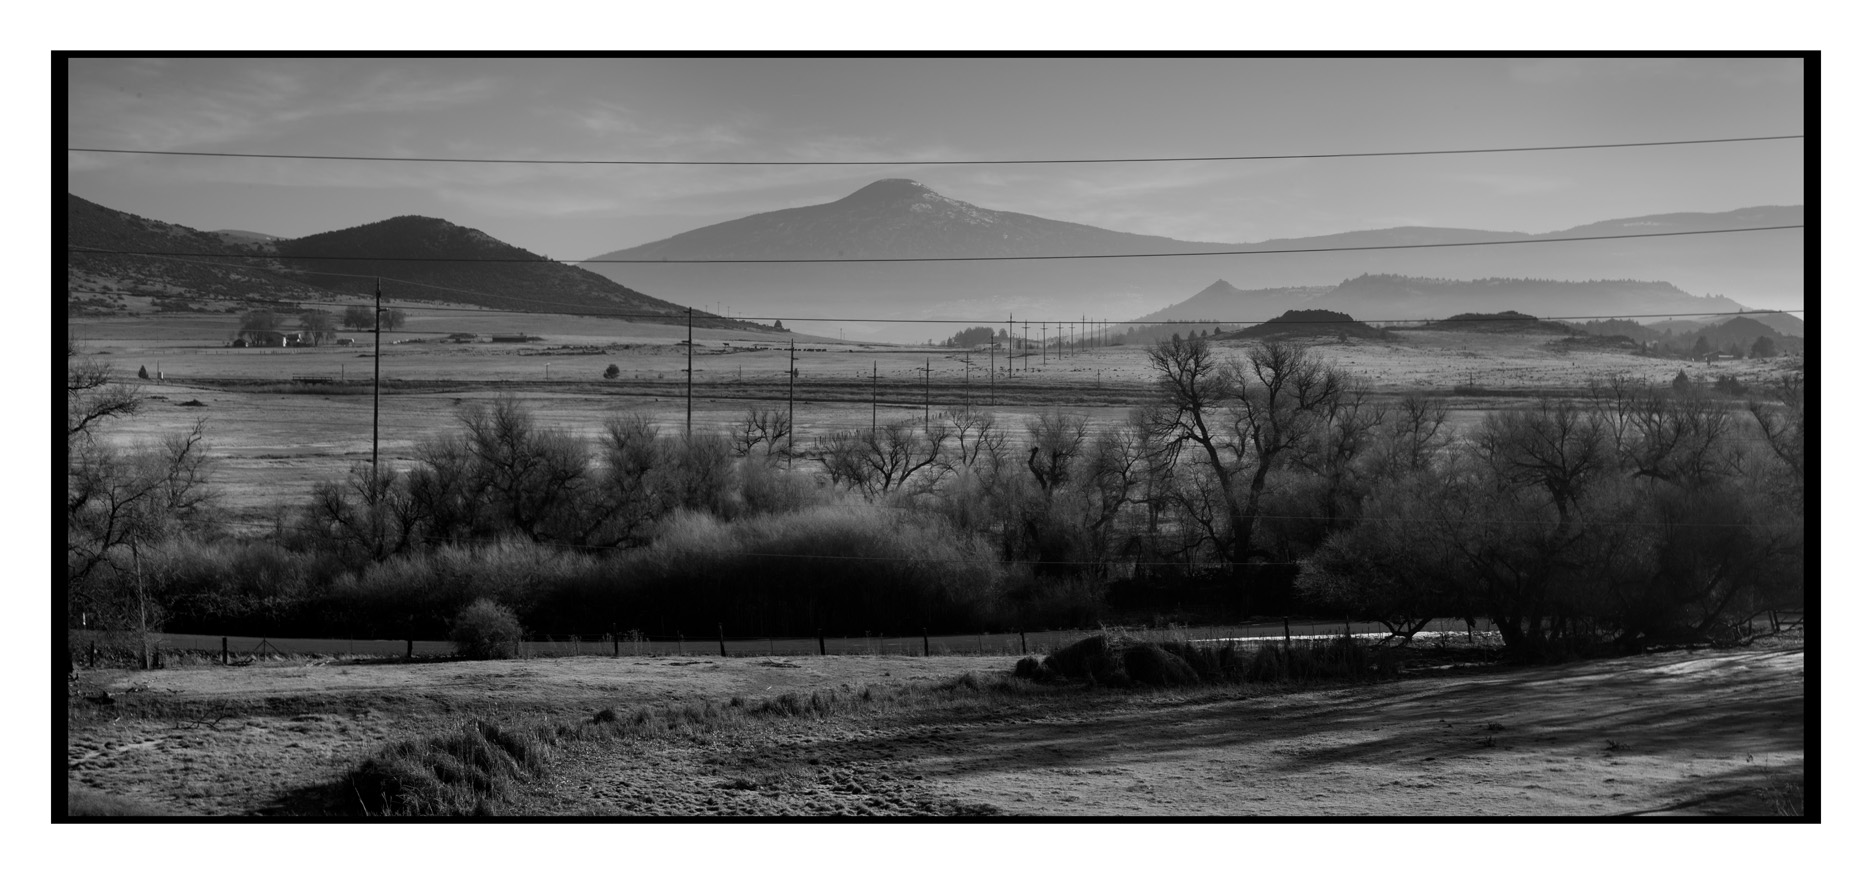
[340,634,1397,816]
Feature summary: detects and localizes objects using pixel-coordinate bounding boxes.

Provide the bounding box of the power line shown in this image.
[66,134,1803,166]
[67,287,1805,329]
[67,223,1806,265]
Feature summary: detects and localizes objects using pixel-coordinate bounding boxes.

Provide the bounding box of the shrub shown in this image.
[1042,633,1128,684]
[1121,643,1200,687]
[349,718,554,815]
[450,598,524,660]
[603,363,620,379]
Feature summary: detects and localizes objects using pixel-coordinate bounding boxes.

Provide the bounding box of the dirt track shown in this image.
[65,643,1805,817]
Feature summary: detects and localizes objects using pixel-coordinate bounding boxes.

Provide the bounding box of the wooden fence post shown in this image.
[1020,630,1027,654]
[718,624,727,658]
[222,637,229,666]
[1284,617,1291,649]
[818,629,826,657]
[406,638,413,660]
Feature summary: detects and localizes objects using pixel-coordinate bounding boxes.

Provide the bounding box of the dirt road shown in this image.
[65,643,1805,817]
[512,645,1807,817]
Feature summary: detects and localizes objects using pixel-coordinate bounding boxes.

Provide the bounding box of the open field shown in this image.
[69,309,1802,533]
[65,636,1805,817]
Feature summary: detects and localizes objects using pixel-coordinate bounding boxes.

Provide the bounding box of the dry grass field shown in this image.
[65,636,1804,817]
[69,307,1800,534]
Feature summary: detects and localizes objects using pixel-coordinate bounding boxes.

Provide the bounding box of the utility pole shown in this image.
[371,277,382,482]
[870,361,878,433]
[1041,321,1047,366]
[1023,322,1029,371]
[1007,314,1014,378]
[921,358,932,424]
[686,307,694,436]
[787,340,797,469]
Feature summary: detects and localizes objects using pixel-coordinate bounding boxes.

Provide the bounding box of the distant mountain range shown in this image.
[1133,280,1335,325]
[68,181,1805,343]
[578,179,1802,338]
[1134,273,1802,331]
[65,194,751,329]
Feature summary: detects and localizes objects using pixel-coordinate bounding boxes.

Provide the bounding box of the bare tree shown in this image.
[937,405,1006,477]
[455,398,591,541]
[817,419,948,499]
[341,304,375,331]
[1749,372,1805,483]
[1371,393,1453,477]
[1141,336,1348,572]
[1620,390,1739,486]
[298,309,338,346]
[579,414,677,547]
[68,420,216,586]
[305,461,421,560]
[1474,400,1610,527]
[731,407,792,459]
[238,309,278,342]
[68,339,139,446]
[1025,411,1088,495]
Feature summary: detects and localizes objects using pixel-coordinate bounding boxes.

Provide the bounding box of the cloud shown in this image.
[558,100,757,156]
[69,60,502,154]
[1508,58,1802,88]
[1450,172,1577,197]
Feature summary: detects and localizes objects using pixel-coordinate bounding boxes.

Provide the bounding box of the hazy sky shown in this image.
[67,57,1805,260]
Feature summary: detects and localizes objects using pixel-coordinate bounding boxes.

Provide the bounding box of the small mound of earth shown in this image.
[1035,634,1204,688]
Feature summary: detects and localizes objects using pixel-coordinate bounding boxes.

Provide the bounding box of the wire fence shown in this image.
[69,617,1510,665]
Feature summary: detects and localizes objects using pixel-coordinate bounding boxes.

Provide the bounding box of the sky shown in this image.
[67,57,1806,263]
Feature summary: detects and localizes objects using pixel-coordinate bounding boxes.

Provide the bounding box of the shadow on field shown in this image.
[774,647,1804,798]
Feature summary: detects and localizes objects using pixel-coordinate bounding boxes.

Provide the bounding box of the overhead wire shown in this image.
[67,223,1806,265]
[66,286,1806,328]
[66,134,1804,166]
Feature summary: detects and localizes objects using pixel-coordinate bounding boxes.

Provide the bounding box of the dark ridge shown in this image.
[1225,309,1389,341]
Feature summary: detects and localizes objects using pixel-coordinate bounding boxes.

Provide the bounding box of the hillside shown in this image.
[1132,280,1334,325]
[1226,309,1389,341]
[1304,274,1750,324]
[67,195,759,331]
[275,216,716,321]
[1426,311,1574,334]
[593,179,1231,262]
[1692,316,1786,347]
[1572,318,1664,343]
[576,181,1799,340]
[66,194,329,304]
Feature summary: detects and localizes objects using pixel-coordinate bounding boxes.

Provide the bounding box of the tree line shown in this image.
[232,305,408,345]
[67,334,1805,660]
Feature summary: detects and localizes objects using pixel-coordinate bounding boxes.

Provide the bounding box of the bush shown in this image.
[1121,642,1201,687]
[450,598,524,660]
[1042,633,1128,684]
[603,364,620,379]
